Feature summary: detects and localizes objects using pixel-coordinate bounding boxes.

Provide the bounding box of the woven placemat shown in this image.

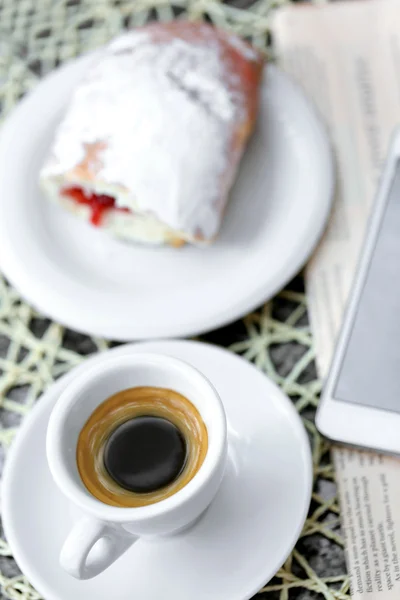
[0,1,348,598]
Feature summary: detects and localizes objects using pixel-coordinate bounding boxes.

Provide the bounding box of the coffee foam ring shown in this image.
[77,387,208,508]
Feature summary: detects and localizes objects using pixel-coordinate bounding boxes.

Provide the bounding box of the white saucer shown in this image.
[0,54,333,340]
[3,340,312,600]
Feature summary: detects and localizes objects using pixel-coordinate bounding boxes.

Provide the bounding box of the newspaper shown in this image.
[273,1,400,597]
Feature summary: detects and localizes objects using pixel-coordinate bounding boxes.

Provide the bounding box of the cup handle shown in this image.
[60,516,139,579]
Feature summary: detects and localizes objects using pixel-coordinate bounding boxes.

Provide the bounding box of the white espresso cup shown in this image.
[46,353,227,580]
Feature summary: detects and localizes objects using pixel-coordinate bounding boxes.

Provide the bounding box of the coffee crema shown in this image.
[77,387,208,508]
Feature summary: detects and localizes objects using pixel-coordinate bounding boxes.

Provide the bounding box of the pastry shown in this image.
[40,21,264,246]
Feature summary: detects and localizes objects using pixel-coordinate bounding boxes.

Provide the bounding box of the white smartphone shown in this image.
[316,126,400,455]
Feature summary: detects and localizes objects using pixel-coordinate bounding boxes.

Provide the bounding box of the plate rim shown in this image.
[0,56,335,340]
[2,340,313,600]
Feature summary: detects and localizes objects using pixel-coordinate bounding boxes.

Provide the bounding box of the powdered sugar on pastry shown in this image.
[41,22,264,244]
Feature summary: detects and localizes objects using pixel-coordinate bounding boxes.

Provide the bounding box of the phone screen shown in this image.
[334,161,400,413]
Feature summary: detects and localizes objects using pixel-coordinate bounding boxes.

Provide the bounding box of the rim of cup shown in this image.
[46,353,227,523]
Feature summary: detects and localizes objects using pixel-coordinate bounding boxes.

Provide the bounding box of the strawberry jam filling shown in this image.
[62,186,130,226]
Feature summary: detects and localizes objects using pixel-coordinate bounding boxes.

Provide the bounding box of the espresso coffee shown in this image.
[77,387,208,507]
[104,416,187,493]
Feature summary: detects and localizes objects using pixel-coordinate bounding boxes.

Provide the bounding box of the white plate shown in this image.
[2,340,312,600]
[0,58,334,340]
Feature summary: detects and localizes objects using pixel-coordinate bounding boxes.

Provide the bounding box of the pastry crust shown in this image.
[40,21,264,245]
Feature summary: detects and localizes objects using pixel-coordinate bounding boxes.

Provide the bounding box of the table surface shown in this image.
[0,1,348,598]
